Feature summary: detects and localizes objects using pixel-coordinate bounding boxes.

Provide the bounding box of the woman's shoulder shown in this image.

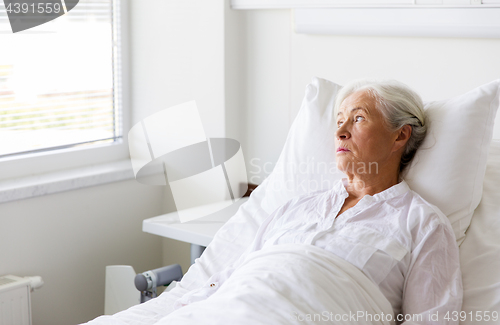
[402,187,456,242]
[406,188,447,219]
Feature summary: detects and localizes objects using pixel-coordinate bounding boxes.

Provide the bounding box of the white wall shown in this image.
[224,0,247,145]
[130,0,225,139]
[241,9,500,182]
[241,10,293,185]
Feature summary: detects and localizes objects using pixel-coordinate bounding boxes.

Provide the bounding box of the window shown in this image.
[0,0,122,159]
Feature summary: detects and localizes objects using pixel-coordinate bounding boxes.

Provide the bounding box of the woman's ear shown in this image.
[393,125,412,152]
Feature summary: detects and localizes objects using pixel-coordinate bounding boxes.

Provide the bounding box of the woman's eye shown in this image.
[354,116,364,122]
[337,120,344,127]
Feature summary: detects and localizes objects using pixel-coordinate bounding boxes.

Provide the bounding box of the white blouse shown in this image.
[176,179,463,324]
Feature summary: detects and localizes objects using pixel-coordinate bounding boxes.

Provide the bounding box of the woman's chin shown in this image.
[336,162,348,173]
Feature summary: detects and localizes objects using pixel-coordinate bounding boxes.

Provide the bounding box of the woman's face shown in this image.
[335,90,400,177]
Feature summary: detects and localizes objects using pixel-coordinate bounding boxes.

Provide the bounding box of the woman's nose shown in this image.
[336,124,350,140]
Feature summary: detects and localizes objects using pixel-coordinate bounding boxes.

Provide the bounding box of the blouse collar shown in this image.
[336,178,410,203]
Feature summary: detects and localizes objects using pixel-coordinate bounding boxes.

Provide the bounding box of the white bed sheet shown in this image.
[160,244,394,325]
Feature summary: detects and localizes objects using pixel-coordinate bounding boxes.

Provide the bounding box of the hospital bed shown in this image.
[86,77,500,325]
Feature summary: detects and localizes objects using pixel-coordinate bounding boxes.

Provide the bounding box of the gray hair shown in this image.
[334,79,427,175]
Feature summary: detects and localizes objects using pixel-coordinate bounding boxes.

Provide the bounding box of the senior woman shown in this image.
[327,80,462,322]
[174,80,462,324]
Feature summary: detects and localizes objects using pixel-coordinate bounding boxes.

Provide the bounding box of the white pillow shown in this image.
[406,81,500,244]
[459,140,500,322]
[261,77,500,244]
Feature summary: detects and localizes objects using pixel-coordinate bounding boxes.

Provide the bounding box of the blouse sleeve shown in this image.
[400,221,463,325]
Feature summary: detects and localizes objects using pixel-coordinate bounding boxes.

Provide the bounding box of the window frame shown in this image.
[0,0,130,181]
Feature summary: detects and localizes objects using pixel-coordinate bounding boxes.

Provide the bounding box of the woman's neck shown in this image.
[344,172,399,200]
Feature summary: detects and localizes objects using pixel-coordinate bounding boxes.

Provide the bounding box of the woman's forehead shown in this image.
[338,90,377,115]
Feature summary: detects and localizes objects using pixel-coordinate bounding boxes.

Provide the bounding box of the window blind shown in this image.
[0,0,121,158]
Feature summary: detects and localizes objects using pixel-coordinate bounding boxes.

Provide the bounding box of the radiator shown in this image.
[0,275,43,325]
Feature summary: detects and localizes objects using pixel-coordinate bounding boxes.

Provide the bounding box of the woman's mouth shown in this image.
[336,147,350,153]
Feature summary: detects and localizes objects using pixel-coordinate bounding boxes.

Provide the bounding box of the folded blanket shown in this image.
[156,244,394,325]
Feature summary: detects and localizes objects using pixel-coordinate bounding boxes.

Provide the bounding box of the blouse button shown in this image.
[210,283,216,287]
